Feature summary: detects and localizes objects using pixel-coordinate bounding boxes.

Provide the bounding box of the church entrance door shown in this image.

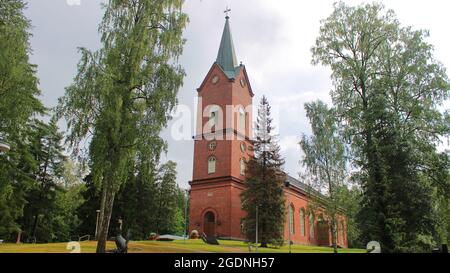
[203,211,216,238]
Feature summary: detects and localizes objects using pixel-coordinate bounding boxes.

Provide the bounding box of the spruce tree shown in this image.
[241,96,286,248]
[20,117,67,242]
[0,0,45,241]
[155,161,178,234]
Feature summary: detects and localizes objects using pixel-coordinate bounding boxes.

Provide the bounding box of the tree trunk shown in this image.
[97,181,107,239]
[16,230,22,244]
[96,179,116,253]
[327,172,338,254]
[331,217,338,254]
[260,222,267,248]
[31,213,39,240]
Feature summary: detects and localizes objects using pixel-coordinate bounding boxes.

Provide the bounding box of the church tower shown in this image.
[189,14,254,240]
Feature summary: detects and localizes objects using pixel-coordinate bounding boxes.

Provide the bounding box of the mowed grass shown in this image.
[0,239,365,253]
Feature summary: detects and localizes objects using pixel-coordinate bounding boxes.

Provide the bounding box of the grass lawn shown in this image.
[0,239,366,253]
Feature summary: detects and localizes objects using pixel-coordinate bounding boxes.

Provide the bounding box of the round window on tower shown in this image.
[208,141,217,151]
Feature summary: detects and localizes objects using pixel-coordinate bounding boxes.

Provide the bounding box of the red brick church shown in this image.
[188,14,348,248]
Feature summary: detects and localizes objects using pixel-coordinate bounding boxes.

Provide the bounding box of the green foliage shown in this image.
[51,181,85,242]
[312,1,450,252]
[78,160,186,240]
[300,100,347,253]
[116,160,184,238]
[19,118,72,243]
[0,114,83,243]
[57,0,188,252]
[0,0,45,241]
[0,0,45,134]
[433,188,450,246]
[334,185,363,248]
[172,206,186,236]
[154,161,179,234]
[241,96,286,247]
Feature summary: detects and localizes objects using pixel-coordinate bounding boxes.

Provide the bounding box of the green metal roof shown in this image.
[216,16,240,79]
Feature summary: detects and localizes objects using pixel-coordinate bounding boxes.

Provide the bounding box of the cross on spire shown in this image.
[224,6,231,19]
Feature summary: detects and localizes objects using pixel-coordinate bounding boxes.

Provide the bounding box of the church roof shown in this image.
[285,174,325,201]
[216,16,240,79]
[286,174,347,213]
[286,175,311,194]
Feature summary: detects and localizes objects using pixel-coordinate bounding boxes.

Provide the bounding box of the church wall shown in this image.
[192,138,232,181]
[229,70,254,180]
[189,182,232,237]
[197,65,233,133]
[229,183,246,239]
[282,188,348,247]
[283,189,314,245]
[231,70,253,138]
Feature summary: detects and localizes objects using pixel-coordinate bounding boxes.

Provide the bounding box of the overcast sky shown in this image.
[24,0,450,189]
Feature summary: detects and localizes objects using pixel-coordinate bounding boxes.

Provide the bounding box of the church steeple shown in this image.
[216,14,239,79]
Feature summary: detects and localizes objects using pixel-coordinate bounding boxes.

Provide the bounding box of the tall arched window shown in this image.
[208,156,216,174]
[336,221,339,243]
[238,107,245,134]
[309,212,315,240]
[240,158,246,175]
[300,209,305,237]
[210,111,217,129]
[289,204,295,234]
[341,221,345,245]
[207,105,221,132]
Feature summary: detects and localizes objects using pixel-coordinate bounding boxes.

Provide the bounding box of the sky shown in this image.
[23,0,450,189]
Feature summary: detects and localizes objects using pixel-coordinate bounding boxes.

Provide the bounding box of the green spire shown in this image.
[216,16,239,78]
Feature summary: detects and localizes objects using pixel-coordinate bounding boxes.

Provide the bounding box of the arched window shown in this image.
[289,204,295,234]
[336,221,339,243]
[238,107,246,134]
[300,209,305,237]
[208,105,220,131]
[208,156,216,174]
[309,212,315,240]
[240,158,246,175]
[210,111,217,129]
[341,221,345,245]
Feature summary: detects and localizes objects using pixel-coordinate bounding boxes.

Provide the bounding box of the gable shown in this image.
[197,62,254,98]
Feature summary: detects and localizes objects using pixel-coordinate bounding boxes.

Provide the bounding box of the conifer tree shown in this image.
[241,96,286,247]
[154,161,178,234]
[21,117,66,242]
[0,0,45,241]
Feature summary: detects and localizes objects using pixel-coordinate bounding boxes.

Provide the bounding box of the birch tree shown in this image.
[57,0,188,252]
